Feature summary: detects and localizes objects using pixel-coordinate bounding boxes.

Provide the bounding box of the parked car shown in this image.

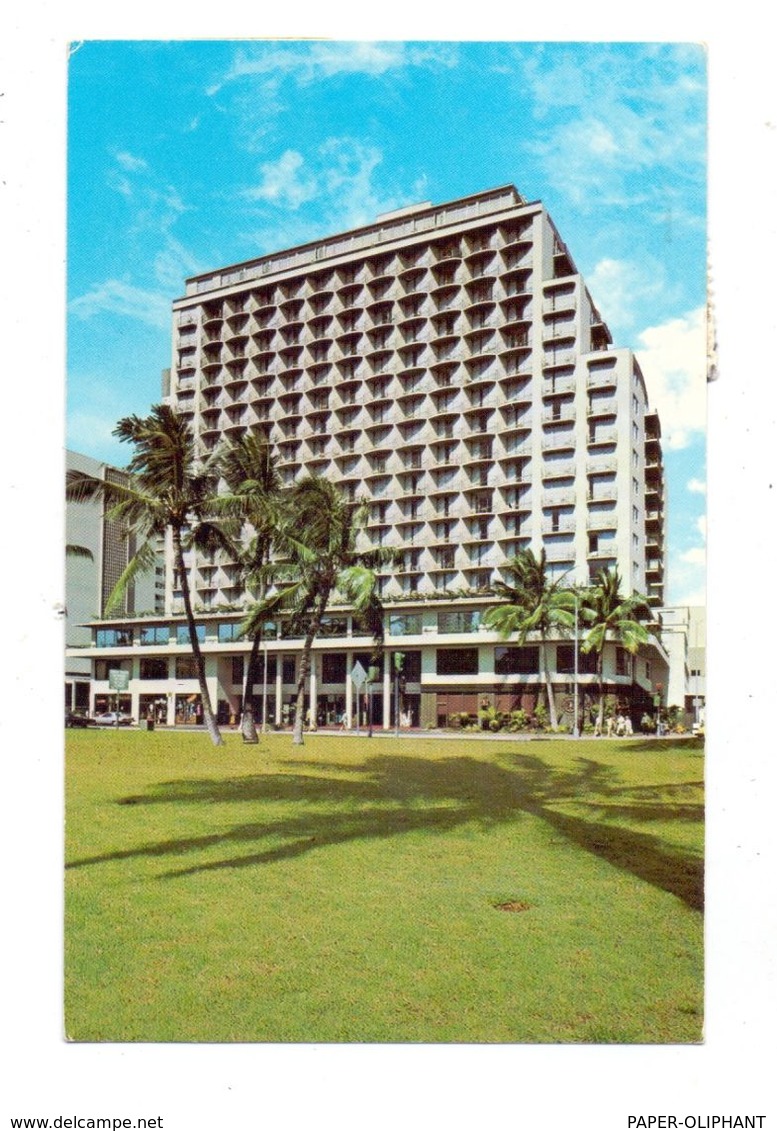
[65,711,95,728]
[93,711,134,727]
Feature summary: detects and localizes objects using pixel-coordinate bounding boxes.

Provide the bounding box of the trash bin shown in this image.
[140,718,154,731]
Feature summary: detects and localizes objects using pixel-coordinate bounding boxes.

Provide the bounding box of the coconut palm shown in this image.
[211,434,285,743]
[482,548,575,730]
[580,566,655,731]
[242,475,393,745]
[66,404,225,746]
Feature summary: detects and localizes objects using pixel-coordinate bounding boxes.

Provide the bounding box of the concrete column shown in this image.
[382,660,391,730]
[345,650,353,727]
[309,657,318,729]
[275,654,283,726]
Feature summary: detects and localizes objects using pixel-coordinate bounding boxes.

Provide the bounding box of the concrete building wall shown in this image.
[167,185,666,611]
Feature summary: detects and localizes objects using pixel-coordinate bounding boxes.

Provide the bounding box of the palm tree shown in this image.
[211,434,284,744]
[66,404,225,746]
[243,475,393,745]
[482,548,575,730]
[580,566,655,731]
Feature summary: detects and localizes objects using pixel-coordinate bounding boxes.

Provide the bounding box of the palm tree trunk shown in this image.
[596,650,605,732]
[172,527,224,747]
[292,588,330,746]
[541,637,559,730]
[240,631,263,744]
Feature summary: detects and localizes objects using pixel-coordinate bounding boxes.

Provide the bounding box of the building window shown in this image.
[175,656,197,679]
[494,646,539,675]
[322,654,347,683]
[231,657,244,686]
[282,657,296,684]
[139,657,168,680]
[395,650,422,680]
[95,659,129,681]
[218,622,242,642]
[615,648,631,676]
[556,645,597,675]
[438,610,481,634]
[319,616,348,637]
[177,624,206,644]
[139,625,170,646]
[95,627,133,648]
[389,612,423,636]
[436,648,479,675]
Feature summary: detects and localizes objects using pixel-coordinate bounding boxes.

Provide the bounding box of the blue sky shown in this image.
[67,40,707,605]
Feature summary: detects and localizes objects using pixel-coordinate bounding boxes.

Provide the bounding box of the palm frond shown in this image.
[104,538,160,615]
[65,543,94,560]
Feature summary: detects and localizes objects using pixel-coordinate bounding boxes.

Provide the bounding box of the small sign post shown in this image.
[350,661,368,735]
[108,669,129,726]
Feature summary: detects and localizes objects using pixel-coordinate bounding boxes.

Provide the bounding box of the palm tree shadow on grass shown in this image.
[67,752,703,911]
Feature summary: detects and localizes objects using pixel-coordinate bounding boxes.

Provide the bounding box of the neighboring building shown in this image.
[654,604,706,726]
[65,450,164,714]
[686,605,706,724]
[68,185,672,729]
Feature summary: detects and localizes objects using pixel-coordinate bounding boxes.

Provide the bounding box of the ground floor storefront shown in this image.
[68,611,670,732]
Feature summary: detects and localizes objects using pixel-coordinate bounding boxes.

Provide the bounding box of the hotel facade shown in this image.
[69,185,671,729]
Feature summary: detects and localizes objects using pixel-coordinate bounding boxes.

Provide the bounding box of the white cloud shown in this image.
[519,45,705,213]
[67,409,129,465]
[106,172,133,198]
[115,150,148,172]
[243,150,318,210]
[208,41,457,95]
[669,511,706,607]
[587,257,669,335]
[68,279,170,329]
[153,237,204,292]
[319,138,394,229]
[635,306,708,449]
[107,151,149,198]
[680,547,706,567]
[241,138,419,236]
[687,477,707,495]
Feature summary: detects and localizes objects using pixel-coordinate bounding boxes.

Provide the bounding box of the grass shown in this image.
[65,730,704,1043]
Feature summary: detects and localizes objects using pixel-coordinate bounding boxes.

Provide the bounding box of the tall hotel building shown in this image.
[74,185,670,729]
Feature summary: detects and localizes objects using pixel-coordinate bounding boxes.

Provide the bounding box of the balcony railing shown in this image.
[587,370,618,389]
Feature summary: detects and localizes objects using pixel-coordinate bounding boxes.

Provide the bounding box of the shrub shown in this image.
[506,708,530,732]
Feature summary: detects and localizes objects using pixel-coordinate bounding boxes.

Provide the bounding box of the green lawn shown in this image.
[65,730,704,1043]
